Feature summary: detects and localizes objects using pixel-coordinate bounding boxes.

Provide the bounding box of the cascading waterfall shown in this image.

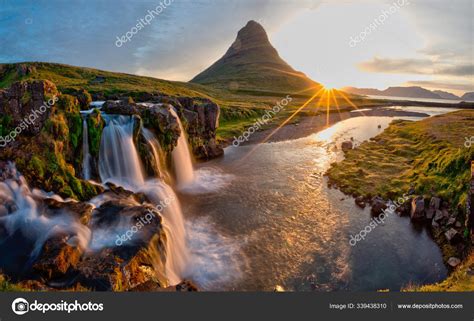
[169,108,194,188]
[98,113,189,285]
[99,115,145,189]
[82,116,91,180]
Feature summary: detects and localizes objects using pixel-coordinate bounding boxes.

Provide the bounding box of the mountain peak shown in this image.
[191,20,319,94]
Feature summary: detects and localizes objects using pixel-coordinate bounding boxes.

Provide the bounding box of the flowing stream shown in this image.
[183,108,450,291]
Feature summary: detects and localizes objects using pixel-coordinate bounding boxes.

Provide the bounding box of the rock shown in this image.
[341,141,353,151]
[425,208,434,220]
[176,97,224,159]
[410,196,425,220]
[32,233,82,280]
[455,221,462,228]
[371,196,387,215]
[355,196,366,208]
[42,198,94,225]
[0,80,59,136]
[445,228,462,244]
[434,209,444,222]
[447,217,456,226]
[175,280,199,292]
[429,196,441,210]
[432,220,439,228]
[447,257,461,268]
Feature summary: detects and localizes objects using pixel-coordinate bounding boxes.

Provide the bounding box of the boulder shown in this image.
[445,228,462,244]
[434,209,444,222]
[447,257,461,268]
[355,196,366,208]
[410,196,425,220]
[341,141,353,151]
[371,196,387,215]
[32,233,82,280]
[429,196,441,210]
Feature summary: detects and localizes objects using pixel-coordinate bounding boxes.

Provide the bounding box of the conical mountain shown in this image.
[191,20,320,94]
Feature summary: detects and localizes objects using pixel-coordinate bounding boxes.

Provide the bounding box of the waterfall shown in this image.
[82,116,91,180]
[141,127,168,181]
[0,164,91,267]
[98,114,189,285]
[169,108,194,188]
[99,115,145,189]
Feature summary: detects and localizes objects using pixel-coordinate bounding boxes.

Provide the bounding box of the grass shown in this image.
[326,110,474,209]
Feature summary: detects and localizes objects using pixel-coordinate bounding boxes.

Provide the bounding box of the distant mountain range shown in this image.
[191,20,321,95]
[343,86,474,102]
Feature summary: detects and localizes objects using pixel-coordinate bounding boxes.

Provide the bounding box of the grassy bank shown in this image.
[327,110,474,209]
[326,110,474,290]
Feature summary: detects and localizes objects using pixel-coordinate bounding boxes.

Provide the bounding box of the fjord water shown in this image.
[184,111,448,291]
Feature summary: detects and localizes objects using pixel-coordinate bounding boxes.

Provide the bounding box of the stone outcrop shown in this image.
[0,80,58,136]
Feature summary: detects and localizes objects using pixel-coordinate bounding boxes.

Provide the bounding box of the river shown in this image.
[182,107,449,291]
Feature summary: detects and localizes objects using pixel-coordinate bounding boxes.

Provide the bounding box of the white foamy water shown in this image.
[169,108,195,188]
[179,167,234,195]
[0,165,91,262]
[82,116,92,180]
[99,115,145,189]
[185,217,246,290]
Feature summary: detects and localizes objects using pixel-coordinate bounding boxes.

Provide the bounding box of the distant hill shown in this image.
[190,20,321,95]
[343,86,461,100]
[461,92,474,101]
[0,62,210,98]
[432,90,460,100]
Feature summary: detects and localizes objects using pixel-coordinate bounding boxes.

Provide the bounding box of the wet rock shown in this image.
[355,196,366,208]
[175,280,199,292]
[447,217,456,226]
[445,228,462,244]
[42,198,94,225]
[341,141,353,151]
[410,196,425,220]
[434,209,444,222]
[429,196,441,210]
[371,196,387,215]
[455,221,462,228]
[447,257,461,268]
[32,233,82,280]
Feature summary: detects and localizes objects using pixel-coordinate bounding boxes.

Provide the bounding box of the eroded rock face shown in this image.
[410,196,425,220]
[176,97,223,159]
[0,80,58,136]
[101,97,223,160]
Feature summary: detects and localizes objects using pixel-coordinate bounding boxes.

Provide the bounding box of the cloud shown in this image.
[358,57,434,75]
[359,57,474,78]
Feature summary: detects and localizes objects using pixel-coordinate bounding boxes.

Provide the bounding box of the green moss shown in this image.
[67,113,82,149]
[20,91,32,105]
[0,114,13,136]
[27,156,45,179]
[327,111,474,210]
[87,110,104,157]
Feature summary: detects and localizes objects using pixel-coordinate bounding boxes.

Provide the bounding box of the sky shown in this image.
[1,0,472,95]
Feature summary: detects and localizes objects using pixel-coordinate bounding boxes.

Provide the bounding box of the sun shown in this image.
[321,82,338,91]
